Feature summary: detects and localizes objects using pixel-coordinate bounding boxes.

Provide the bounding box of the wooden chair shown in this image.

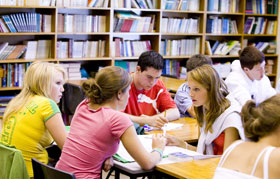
[32,158,76,179]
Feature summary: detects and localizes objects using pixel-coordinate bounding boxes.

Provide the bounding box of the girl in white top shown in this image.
[214,94,280,179]
[167,65,244,155]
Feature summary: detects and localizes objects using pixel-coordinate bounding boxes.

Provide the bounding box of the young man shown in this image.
[225,46,276,106]
[124,51,180,128]
[174,54,213,117]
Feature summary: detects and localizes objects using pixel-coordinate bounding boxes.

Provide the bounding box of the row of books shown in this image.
[160,38,200,56]
[57,14,106,33]
[114,12,155,33]
[251,41,276,53]
[205,40,241,55]
[0,0,56,6]
[59,63,83,80]
[245,0,278,14]
[112,39,152,57]
[161,0,200,11]
[244,17,277,34]
[0,43,26,60]
[114,0,156,8]
[206,17,238,34]
[265,59,275,75]
[24,40,52,59]
[161,18,199,34]
[87,0,109,7]
[0,63,31,88]
[207,0,240,12]
[115,61,138,73]
[0,95,15,118]
[57,40,106,59]
[162,59,180,78]
[0,13,52,33]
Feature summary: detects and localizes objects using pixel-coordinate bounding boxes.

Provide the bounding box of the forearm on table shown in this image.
[164,108,180,121]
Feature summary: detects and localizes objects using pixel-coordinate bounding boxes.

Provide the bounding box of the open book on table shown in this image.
[114,135,220,164]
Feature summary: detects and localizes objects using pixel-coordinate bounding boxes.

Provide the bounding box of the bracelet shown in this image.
[151,148,163,158]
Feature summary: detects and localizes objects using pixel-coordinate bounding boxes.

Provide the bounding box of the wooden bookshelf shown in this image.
[0,0,278,92]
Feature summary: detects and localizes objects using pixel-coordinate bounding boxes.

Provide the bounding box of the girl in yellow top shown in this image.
[0,62,68,177]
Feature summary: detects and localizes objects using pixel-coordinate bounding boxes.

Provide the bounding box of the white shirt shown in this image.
[276,78,280,93]
[225,60,276,106]
[197,97,245,155]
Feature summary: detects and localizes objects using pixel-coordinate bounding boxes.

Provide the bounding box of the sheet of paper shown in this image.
[116,135,200,163]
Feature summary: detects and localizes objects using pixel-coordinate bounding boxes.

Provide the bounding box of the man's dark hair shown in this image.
[186,54,213,72]
[240,46,264,70]
[137,51,164,71]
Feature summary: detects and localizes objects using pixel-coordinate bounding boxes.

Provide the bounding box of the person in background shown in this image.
[0,62,67,178]
[174,54,213,117]
[124,51,180,128]
[56,66,166,179]
[225,46,276,106]
[214,94,280,179]
[166,65,245,155]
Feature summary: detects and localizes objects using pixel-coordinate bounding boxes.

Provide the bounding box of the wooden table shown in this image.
[156,157,220,179]
[68,76,186,93]
[147,117,199,143]
[160,76,185,93]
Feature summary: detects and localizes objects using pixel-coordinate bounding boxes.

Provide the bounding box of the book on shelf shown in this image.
[0,63,31,88]
[57,40,106,59]
[6,45,27,60]
[1,13,52,33]
[205,41,212,55]
[162,59,180,78]
[36,40,51,59]
[58,14,106,33]
[161,0,199,11]
[265,59,274,75]
[23,41,38,60]
[161,38,200,56]
[115,61,138,72]
[114,38,152,57]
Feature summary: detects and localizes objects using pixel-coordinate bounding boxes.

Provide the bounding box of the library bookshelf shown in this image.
[0,0,278,95]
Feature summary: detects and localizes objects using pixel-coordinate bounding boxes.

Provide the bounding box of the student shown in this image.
[174,54,213,117]
[225,46,276,106]
[0,62,67,177]
[124,51,180,128]
[166,65,245,155]
[214,94,280,179]
[56,66,166,179]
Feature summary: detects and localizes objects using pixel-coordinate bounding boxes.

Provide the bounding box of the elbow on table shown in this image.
[139,161,156,170]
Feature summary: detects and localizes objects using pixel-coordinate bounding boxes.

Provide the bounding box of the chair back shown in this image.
[32,158,76,179]
[0,144,29,179]
[60,83,85,116]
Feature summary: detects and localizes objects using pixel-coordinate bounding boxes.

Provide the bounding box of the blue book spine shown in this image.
[208,0,214,11]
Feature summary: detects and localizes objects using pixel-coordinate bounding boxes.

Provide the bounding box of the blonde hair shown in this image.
[3,62,67,122]
[242,94,280,142]
[187,65,230,132]
[82,66,131,105]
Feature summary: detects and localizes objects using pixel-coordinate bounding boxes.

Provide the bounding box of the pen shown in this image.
[163,111,167,136]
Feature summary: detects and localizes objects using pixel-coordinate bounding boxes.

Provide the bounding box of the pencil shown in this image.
[163,110,167,136]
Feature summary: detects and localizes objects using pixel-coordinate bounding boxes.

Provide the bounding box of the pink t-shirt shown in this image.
[56,99,132,179]
[125,79,176,116]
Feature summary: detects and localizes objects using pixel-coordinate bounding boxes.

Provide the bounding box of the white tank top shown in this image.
[213,140,275,179]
